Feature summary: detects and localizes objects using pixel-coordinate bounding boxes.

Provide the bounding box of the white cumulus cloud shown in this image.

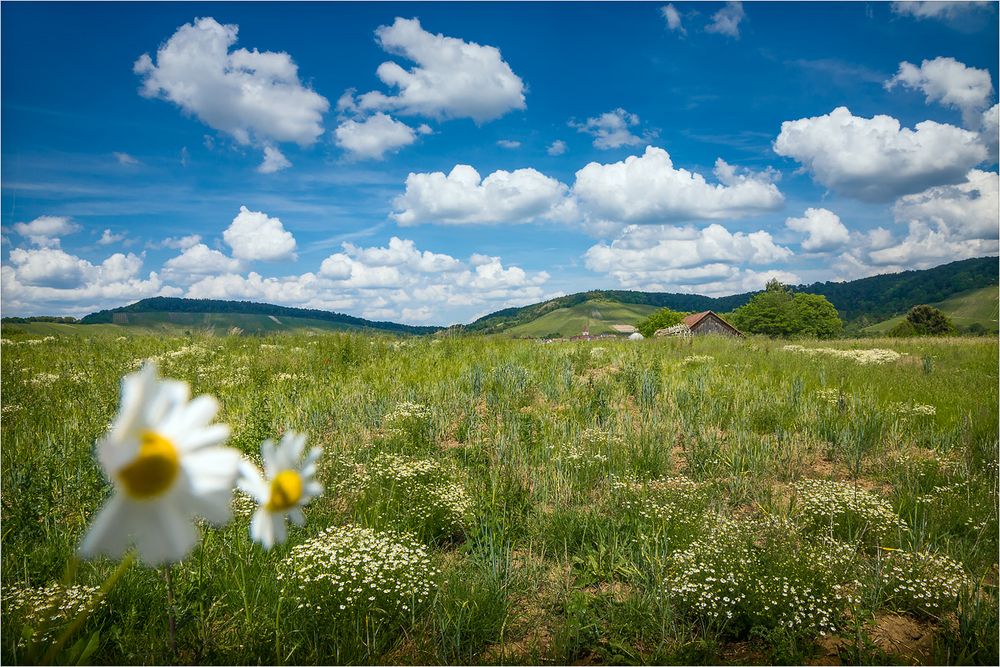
[162,243,244,282]
[334,112,419,160]
[893,169,999,241]
[351,17,526,123]
[13,216,80,248]
[392,164,570,225]
[570,108,649,150]
[886,57,995,127]
[223,206,297,261]
[134,17,329,164]
[571,146,784,225]
[785,208,851,252]
[773,106,987,201]
[257,146,292,174]
[547,140,567,156]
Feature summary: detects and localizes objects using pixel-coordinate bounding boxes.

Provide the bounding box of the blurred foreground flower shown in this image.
[79,363,241,565]
[239,431,322,549]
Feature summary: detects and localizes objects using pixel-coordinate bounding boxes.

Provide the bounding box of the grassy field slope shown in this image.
[504,299,660,337]
[864,286,999,333]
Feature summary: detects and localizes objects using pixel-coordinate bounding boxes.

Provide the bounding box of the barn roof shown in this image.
[682,310,743,336]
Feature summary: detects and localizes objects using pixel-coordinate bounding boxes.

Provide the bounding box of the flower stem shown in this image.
[42,551,136,664]
[165,565,178,657]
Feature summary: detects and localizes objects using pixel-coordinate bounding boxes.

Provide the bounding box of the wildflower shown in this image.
[79,363,240,565]
[239,431,323,549]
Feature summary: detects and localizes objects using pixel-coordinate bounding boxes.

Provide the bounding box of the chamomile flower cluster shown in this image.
[2,583,106,648]
[792,479,907,544]
[665,515,855,637]
[346,454,471,541]
[783,345,902,365]
[877,550,970,615]
[380,401,434,448]
[889,402,937,417]
[278,525,438,618]
[612,475,712,543]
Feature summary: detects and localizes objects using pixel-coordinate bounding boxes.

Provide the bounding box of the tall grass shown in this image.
[1,332,996,664]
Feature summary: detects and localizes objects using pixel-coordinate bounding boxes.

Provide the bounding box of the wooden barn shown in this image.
[655,311,743,337]
[682,311,742,336]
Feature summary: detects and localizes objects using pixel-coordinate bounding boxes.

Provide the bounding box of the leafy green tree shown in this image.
[905,305,956,335]
[730,281,843,338]
[729,281,796,336]
[790,293,843,337]
[636,308,686,337]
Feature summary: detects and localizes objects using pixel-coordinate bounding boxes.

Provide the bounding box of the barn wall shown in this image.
[691,315,738,336]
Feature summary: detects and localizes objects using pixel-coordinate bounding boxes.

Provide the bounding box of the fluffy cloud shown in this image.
[185,271,320,303]
[156,234,202,250]
[334,113,420,160]
[980,103,998,163]
[570,108,648,149]
[497,139,521,149]
[134,17,328,153]
[1,247,175,316]
[162,243,243,282]
[890,1,989,20]
[834,170,999,274]
[893,169,999,241]
[351,17,525,123]
[865,222,998,268]
[773,106,986,201]
[547,140,567,156]
[98,229,125,246]
[886,57,994,126]
[223,206,297,261]
[257,146,291,174]
[7,247,98,288]
[13,216,80,248]
[319,237,463,286]
[186,237,549,324]
[706,1,745,37]
[391,164,570,225]
[572,146,784,225]
[582,220,796,294]
[661,4,686,34]
[585,223,791,278]
[785,208,851,252]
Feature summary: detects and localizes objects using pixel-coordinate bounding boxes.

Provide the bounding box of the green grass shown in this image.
[505,298,659,337]
[1,331,997,665]
[864,286,999,334]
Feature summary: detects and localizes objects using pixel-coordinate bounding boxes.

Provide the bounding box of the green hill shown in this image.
[73,297,441,335]
[505,299,660,337]
[465,257,998,336]
[864,286,1000,334]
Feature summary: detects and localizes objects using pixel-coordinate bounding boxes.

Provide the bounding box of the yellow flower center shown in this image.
[117,431,180,499]
[267,470,303,512]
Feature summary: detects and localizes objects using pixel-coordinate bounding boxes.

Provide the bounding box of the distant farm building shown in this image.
[655,311,742,337]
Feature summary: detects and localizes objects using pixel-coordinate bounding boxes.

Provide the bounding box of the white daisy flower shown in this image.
[79,363,240,565]
[239,431,322,549]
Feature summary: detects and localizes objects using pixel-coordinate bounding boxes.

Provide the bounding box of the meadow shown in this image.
[1,330,997,665]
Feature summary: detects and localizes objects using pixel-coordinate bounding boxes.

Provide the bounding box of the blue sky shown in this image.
[2,1,998,323]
